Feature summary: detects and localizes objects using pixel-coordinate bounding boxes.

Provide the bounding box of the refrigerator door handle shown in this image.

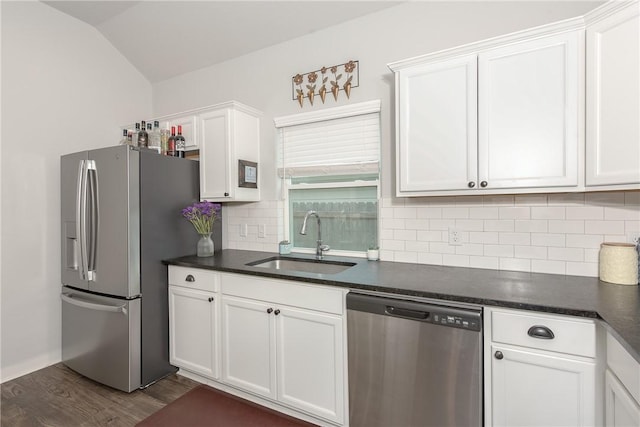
[61,293,127,315]
[76,160,89,281]
[86,160,98,281]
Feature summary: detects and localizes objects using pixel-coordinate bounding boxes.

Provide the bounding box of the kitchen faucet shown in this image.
[299,210,330,260]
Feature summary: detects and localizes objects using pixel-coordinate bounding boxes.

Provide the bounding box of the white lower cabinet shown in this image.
[606,369,640,427]
[485,307,600,426]
[168,285,219,380]
[169,266,346,426]
[606,332,640,427]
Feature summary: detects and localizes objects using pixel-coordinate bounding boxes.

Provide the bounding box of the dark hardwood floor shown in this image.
[1,363,199,427]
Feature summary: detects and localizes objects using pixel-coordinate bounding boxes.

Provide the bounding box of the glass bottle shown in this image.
[167,126,176,156]
[138,120,149,148]
[149,120,162,153]
[132,123,140,147]
[119,129,128,145]
[175,125,186,158]
[160,123,170,155]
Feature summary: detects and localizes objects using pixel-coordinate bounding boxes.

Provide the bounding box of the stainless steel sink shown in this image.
[246,256,356,275]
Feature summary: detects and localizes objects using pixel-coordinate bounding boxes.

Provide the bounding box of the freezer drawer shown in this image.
[61,288,141,392]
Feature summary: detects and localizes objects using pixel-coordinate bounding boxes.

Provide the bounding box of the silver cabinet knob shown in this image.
[208,297,214,302]
[480,181,488,188]
[267,308,273,314]
[274,309,281,316]
[468,181,476,188]
[494,351,504,360]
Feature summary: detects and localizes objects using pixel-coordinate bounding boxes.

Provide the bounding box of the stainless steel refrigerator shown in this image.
[60,145,216,392]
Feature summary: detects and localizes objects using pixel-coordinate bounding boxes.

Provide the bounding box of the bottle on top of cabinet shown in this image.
[160,124,170,155]
[149,120,162,153]
[138,120,149,148]
[132,123,140,147]
[175,125,186,158]
[167,126,176,157]
[119,129,128,145]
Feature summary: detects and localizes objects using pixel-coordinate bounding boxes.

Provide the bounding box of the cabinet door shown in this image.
[168,286,218,379]
[221,296,276,399]
[606,369,640,427]
[490,345,596,426]
[275,306,345,424]
[478,31,580,190]
[586,5,640,186]
[396,55,478,193]
[199,109,231,200]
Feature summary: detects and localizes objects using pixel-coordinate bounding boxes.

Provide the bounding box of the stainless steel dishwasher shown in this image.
[347,292,483,427]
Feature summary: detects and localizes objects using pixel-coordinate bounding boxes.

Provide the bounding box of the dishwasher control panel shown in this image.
[347,292,482,332]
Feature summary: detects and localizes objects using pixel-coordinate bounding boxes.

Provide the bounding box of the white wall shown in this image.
[0,1,151,382]
[151,1,640,277]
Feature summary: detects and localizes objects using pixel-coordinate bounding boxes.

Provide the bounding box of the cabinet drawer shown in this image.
[491,309,596,358]
[607,332,640,403]
[220,273,343,315]
[168,266,219,292]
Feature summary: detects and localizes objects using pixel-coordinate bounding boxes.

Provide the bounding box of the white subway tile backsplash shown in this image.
[456,243,484,256]
[231,192,638,279]
[604,207,640,221]
[395,251,418,264]
[394,207,417,219]
[531,233,566,247]
[566,262,599,277]
[500,258,531,272]
[548,193,585,206]
[499,207,531,219]
[443,254,470,267]
[404,219,430,230]
[416,207,443,218]
[584,220,625,235]
[566,234,604,248]
[515,194,548,206]
[394,229,417,241]
[548,247,584,262]
[405,241,430,252]
[484,220,515,232]
[531,259,565,274]
[515,220,548,233]
[548,220,585,234]
[515,246,547,259]
[566,206,604,220]
[455,219,484,231]
[484,244,514,258]
[417,230,444,242]
[469,231,500,244]
[499,232,531,245]
[531,207,565,220]
[442,207,469,219]
[417,252,443,265]
[469,256,499,270]
[470,207,500,219]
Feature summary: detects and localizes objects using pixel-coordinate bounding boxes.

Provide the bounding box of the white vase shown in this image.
[197,233,214,257]
[367,249,379,261]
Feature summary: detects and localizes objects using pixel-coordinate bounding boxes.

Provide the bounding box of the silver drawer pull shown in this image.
[185,274,195,282]
[528,325,555,339]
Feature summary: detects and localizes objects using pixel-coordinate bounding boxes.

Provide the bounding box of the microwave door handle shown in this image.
[86,160,98,281]
[76,160,88,281]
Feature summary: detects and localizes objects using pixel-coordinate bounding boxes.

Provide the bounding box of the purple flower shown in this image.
[181,201,221,234]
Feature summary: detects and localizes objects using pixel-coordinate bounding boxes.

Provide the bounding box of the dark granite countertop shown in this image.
[165,249,640,363]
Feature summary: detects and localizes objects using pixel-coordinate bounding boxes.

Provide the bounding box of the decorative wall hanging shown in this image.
[292,60,359,107]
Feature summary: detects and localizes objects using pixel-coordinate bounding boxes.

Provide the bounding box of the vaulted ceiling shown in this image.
[43,1,401,82]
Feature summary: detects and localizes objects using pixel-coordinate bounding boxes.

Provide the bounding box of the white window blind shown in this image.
[275,100,381,177]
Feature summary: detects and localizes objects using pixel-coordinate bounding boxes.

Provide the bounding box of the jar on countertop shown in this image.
[279,240,292,255]
[599,242,639,285]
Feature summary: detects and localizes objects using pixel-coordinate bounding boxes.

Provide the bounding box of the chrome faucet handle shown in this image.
[319,244,330,253]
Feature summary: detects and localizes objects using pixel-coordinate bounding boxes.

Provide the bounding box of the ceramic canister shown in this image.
[599,242,639,285]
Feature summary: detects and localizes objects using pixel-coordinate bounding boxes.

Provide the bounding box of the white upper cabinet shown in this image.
[585,1,640,188]
[478,32,580,190]
[396,55,478,192]
[390,20,584,197]
[199,102,261,202]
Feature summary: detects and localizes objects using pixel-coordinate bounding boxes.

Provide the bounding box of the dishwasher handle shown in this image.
[385,305,430,321]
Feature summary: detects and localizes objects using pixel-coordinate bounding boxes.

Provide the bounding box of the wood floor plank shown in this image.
[1,363,199,427]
